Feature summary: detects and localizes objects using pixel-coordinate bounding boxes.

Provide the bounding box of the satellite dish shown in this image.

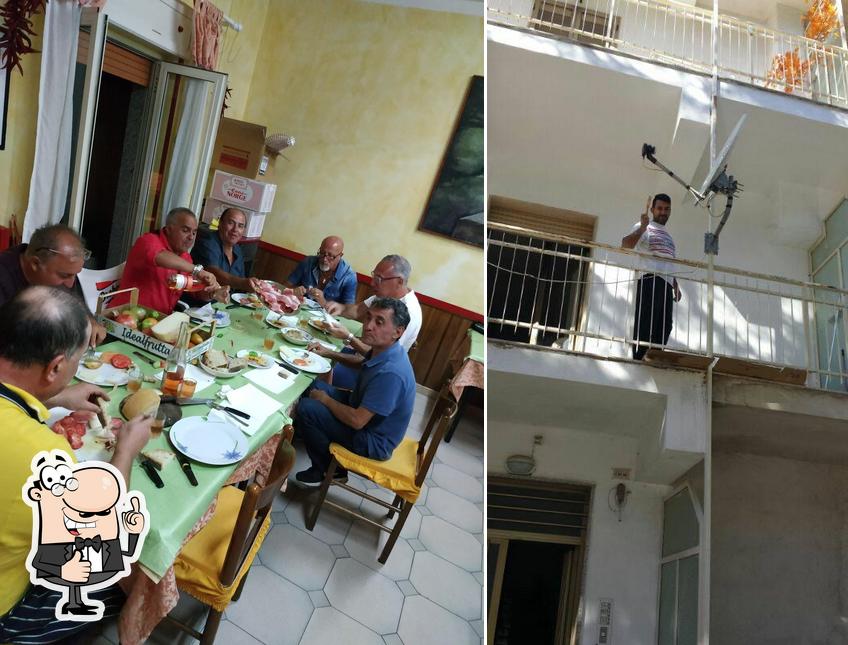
[697,114,747,199]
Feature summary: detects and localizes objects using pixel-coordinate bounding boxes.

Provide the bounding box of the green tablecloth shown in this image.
[467,329,484,364]
[85,304,360,579]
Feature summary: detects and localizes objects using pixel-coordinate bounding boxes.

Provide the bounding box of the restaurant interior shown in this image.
[0,1,484,644]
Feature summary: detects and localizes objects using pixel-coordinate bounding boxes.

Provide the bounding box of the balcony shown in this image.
[488,0,848,109]
[487,222,848,392]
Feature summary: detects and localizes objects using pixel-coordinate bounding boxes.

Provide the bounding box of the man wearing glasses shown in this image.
[0,224,106,347]
[325,254,422,353]
[285,235,357,306]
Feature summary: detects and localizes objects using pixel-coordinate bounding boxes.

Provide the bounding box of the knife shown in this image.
[174,453,198,486]
[225,303,240,309]
[276,360,299,375]
[166,397,251,419]
[139,458,164,488]
[132,351,158,366]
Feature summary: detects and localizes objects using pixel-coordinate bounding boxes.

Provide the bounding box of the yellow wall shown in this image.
[0,17,42,228]
[178,0,269,120]
[244,0,484,313]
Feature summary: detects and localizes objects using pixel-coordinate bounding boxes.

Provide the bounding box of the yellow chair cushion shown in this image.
[330,438,421,503]
[174,485,271,612]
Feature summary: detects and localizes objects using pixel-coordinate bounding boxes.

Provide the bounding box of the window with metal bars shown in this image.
[530,0,621,44]
[487,229,593,351]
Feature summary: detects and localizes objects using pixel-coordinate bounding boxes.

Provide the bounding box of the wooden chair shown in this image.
[167,426,296,644]
[306,389,457,563]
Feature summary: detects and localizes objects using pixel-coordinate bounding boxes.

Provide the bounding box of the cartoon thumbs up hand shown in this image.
[61,550,91,583]
[122,495,146,535]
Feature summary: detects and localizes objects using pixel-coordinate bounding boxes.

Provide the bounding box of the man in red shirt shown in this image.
[114,208,222,314]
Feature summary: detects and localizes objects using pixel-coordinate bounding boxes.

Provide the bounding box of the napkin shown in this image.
[221,383,284,436]
[153,364,216,394]
[244,366,299,395]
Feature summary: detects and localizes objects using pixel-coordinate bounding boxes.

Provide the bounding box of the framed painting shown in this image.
[418,75,483,248]
[0,60,8,150]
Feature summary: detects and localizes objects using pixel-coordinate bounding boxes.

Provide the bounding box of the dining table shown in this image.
[71,301,361,644]
[445,327,484,442]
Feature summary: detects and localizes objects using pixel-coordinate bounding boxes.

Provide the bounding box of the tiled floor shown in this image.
[86,390,483,645]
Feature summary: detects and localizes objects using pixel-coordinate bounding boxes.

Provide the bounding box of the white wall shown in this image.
[489,419,671,645]
[712,451,848,644]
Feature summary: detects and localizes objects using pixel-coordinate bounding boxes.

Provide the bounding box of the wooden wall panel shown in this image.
[251,247,475,389]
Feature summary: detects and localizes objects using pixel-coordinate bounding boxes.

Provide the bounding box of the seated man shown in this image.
[0,224,106,346]
[294,298,416,486]
[190,207,261,295]
[114,207,223,314]
[286,235,357,307]
[325,254,422,354]
[0,286,152,643]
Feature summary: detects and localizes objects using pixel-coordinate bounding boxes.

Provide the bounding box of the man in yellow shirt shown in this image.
[0,286,152,643]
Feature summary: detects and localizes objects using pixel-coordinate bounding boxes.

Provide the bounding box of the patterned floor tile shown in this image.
[425,487,483,533]
[397,596,479,645]
[324,558,404,634]
[345,519,414,581]
[225,566,313,645]
[410,552,482,620]
[260,524,336,590]
[418,516,482,572]
[300,607,384,645]
[431,464,482,503]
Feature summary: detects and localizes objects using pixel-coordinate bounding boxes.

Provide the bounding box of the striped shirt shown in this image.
[631,221,677,279]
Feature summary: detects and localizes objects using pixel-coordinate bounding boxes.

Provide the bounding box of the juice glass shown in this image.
[264,331,276,352]
[162,371,183,398]
[127,366,143,393]
[179,379,197,399]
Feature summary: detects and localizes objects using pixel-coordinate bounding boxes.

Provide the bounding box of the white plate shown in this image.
[47,407,115,462]
[278,347,332,374]
[236,349,274,369]
[265,310,299,329]
[306,317,333,334]
[188,308,231,328]
[198,359,246,379]
[301,297,322,310]
[232,293,262,309]
[280,326,314,346]
[169,417,248,465]
[76,353,130,386]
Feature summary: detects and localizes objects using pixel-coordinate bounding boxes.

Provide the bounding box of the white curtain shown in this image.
[22,0,82,242]
[161,78,212,218]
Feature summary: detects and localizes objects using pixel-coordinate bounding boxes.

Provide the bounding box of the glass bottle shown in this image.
[167,274,205,292]
[161,322,189,397]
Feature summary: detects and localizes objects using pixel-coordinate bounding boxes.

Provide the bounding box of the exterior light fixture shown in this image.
[505,435,543,476]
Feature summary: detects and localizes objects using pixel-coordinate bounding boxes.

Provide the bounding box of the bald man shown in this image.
[286,235,358,306]
[0,224,106,346]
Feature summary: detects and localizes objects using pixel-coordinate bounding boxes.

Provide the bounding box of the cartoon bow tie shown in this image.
[74,536,102,552]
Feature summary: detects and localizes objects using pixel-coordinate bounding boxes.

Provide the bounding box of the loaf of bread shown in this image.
[151,312,190,343]
[120,389,161,420]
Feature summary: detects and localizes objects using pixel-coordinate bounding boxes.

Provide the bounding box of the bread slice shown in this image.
[204,349,228,369]
[142,449,175,469]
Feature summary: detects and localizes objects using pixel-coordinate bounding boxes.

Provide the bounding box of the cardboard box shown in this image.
[209,170,277,213]
[210,118,267,179]
[96,288,215,361]
[201,198,267,238]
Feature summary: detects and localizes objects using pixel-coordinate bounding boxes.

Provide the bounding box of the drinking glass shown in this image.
[127,366,143,393]
[179,379,197,399]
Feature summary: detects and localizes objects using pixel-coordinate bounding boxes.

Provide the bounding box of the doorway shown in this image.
[487,477,590,645]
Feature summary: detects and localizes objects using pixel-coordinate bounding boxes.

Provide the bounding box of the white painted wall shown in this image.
[712,451,848,644]
[489,418,671,645]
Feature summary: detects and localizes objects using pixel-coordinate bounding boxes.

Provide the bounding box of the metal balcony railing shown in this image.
[488,0,848,108]
[487,223,848,392]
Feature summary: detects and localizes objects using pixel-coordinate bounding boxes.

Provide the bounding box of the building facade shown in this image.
[486,1,848,644]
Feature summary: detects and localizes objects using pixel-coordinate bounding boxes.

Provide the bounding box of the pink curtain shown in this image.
[193,0,224,71]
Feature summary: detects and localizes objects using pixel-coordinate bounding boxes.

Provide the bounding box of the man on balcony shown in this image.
[622,194,682,360]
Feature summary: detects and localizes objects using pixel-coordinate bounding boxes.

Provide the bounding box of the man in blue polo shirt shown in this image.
[286,235,357,306]
[191,207,260,295]
[294,297,416,485]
